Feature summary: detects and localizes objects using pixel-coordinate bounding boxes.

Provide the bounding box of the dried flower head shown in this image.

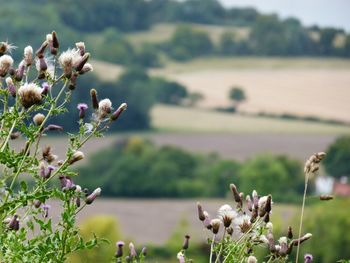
[69,151,84,165]
[58,48,80,77]
[24,46,33,66]
[304,152,326,174]
[0,41,16,55]
[247,256,257,263]
[98,98,112,119]
[76,42,85,56]
[218,204,237,227]
[18,83,42,108]
[0,54,14,77]
[33,113,45,126]
[235,214,252,233]
[80,63,93,74]
[210,218,221,234]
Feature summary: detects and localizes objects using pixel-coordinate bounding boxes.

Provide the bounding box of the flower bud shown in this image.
[33,113,45,126]
[110,103,127,121]
[5,77,16,97]
[90,89,99,109]
[77,103,88,119]
[210,218,221,234]
[36,41,48,59]
[68,151,84,165]
[15,60,26,81]
[8,215,19,231]
[230,183,241,203]
[85,187,101,205]
[141,247,147,256]
[197,202,205,221]
[74,52,90,72]
[52,31,59,49]
[45,124,63,132]
[115,241,125,258]
[129,242,137,258]
[182,235,190,250]
[75,42,85,56]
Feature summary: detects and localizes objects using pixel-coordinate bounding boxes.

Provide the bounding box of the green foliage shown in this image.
[301,199,350,262]
[69,216,122,263]
[323,136,350,178]
[77,137,242,198]
[229,86,246,106]
[151,77,188,105]
[166,24,213,61]
[238,154,304,202]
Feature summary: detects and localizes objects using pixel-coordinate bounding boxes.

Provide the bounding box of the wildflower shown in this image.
[85,187,101,205]
[288,226,293,239]
[77,103,88,119]
[0,41,16,56]
[177,252,185,263]
[10,131,21,140]
[79,62,93,74]
[41,204,51,218]
[203,211,212,229]
[58,48,80,77]
[74,52,90,72]
[33,113,45,126]
[278,236,288,256]
[5,77,16,97]
[141,247,147,256]
[59,176,75,190]
[304,152,326,174]
[0,54,14,77]
[304,253,313,263]
[15,60,26,81]
[115,241,125,258]
[230,183,241,203]
[210,218,221,234]
[110,103,127,121]
[218,204,236,227]
[41,82,50,96]
[129,242,137,258]
[197,202,205,221]
[98,98,112,119]
[247,256,257,263]
[76,42,85,56]
[90,89,99,109]
[35,41,48,59]
[45,124,63,132]
[8,215,19,231]
[182,235,190,250]
[235,214,252,233]
[18,83,42,108]
[24,46,34,66]
[33,200,42,208]
[68,151,84,165]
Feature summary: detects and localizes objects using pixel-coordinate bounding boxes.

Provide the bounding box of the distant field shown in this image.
[151,104,350,135]
[152,57,350,122]
[49,198,298,245]
[125,23,249,46]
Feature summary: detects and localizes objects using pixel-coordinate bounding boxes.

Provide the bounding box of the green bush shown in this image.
[324,135,350,178]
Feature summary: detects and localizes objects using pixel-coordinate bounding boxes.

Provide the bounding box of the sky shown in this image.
[219,0,350,32]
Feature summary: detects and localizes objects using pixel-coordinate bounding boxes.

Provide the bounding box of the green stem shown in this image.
[215,228,226,263]
[295,173,309,263]
[210,234,216,263]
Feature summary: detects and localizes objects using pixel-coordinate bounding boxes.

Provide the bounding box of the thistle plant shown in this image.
[187,183,313,263]
[0,33,128,262]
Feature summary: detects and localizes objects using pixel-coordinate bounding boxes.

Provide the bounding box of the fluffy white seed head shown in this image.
[247,256,257,263]
[0,54,14,75]
[24,46,33,66]
[18,83,42,108]
[278,236,288,245]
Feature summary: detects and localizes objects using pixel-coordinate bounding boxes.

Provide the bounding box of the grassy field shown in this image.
[125,23,249,47]
[151,104,350,135]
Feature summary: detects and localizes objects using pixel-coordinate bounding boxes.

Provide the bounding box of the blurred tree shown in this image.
[186,92,205,107]
[323,136,350,178]
[151,77,188,105]
[238,154,304,202]
[167,24,213,61]
[229,86,246,110]
[318,27,338,55]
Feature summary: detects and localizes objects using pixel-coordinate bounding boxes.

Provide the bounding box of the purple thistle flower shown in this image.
[77,103,88,119]
[115,241,125,258]
[41,204,51,218]
[41,82,50,96]
[304,253,313,263]
[59,176,75,190]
